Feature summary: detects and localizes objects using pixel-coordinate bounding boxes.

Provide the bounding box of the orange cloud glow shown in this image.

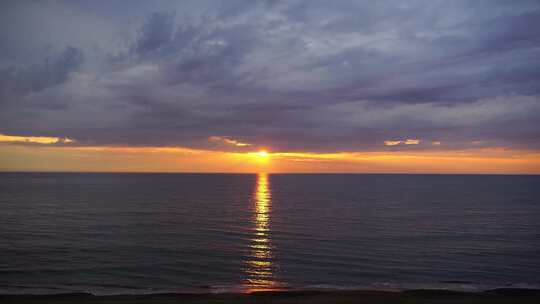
[384,139,421,146]
[384,140,402,146]
[1,144,539,174]
[209,136,251,147]
[0,133,74,144]
[404,139,420,145]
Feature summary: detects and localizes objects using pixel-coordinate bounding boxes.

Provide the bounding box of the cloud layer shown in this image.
[1,0,539,152]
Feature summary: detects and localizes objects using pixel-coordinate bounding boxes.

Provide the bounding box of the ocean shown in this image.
[1,173,539,295]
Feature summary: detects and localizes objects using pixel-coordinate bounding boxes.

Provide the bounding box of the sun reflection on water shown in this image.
[243,173,278,291]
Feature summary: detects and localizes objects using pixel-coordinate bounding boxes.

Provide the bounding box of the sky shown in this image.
[1,0,539,173]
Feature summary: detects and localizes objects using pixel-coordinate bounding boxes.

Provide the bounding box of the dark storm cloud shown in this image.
[0,0,539,151]
[0,47,83,95]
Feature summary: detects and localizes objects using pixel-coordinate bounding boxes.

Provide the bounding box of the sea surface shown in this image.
[1,173,539,295]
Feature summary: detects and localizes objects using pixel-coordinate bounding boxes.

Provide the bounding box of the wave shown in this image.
[2,282,540,296]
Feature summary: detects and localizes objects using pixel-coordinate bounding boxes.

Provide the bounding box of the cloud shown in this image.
[405,139,420,145]
[384,141,402,146]
[0,1,539,153]
[0,133,74,145]
[209,136,251,147]
[132,12,176,56]
[0,46,83,96]
[384,139,421,146]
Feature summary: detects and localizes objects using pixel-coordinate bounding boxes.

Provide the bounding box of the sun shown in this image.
[255,150,269,158]
[246,150,270,163]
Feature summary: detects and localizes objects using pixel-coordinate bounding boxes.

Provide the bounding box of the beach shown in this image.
[2,289,540,304]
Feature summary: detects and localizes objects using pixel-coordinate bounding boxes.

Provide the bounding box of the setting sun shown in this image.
[255,150,269,158]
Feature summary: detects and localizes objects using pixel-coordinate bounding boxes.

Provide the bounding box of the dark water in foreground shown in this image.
[1,173,539,295]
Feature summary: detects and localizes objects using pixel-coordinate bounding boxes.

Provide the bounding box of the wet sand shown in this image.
[2,289,540,304]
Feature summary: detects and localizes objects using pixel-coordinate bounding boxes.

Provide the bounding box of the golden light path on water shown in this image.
[243,173,278,291]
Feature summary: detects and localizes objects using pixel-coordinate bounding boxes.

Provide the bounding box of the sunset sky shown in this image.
[1,0,539,173]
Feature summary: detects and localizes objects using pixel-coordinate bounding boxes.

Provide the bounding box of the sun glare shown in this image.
[256,150,269,158]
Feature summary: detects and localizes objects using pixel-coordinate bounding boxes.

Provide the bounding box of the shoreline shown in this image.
[3,282,540,295]
[2,288,540,304]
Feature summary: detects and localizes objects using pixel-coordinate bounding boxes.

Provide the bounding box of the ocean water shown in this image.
[1,173,539,295]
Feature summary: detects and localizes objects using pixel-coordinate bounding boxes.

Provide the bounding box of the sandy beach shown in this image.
[2,289,540,304]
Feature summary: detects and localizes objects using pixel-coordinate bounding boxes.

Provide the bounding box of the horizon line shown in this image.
[1,170,538,176]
